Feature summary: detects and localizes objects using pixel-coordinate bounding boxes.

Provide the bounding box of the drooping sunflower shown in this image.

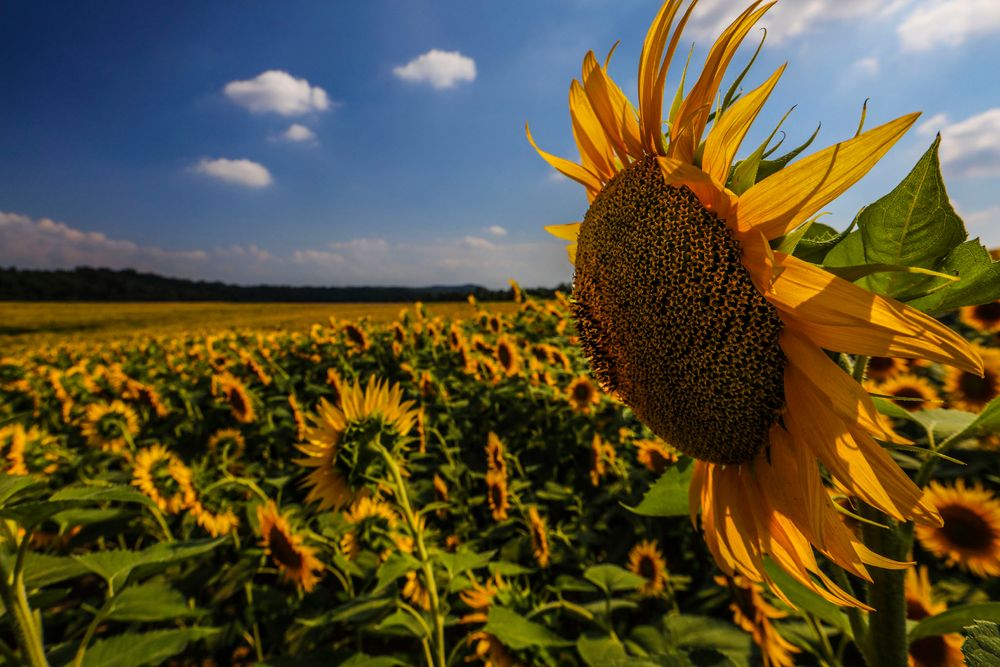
[466,631,521,667]
[80,400,141,452]
[190,500,240,538]
[485,432,508,476]
[339,495,400,560]
[402,570,431,610]
[877,374,941,412]
[212,372,256,424]
[633,438,679,475]
[588,434,616,486]
[495,335,522,377]
[718,575,798,667]
[256,501,323,592]
[342,322,370,351]
[131,444,197,514]
[528,0,982,605]
[904,566,965,667]
[627,539,670,596]
[944,346,999,413]
[527,506,551,567]
[2,424,59,476]
[207,428,246,461]
[915,480,1000,578]
[296,376,419,510]
[486,470,510,522]
[459,573,506,624]
[959,299,1000,334]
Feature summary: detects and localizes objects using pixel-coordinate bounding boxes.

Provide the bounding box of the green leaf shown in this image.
[904,241,1000,314]
[334,655,407,667]
[823,263,959,284]
[50,484,156,508]
[872,396,919,421]
[489,561,534,577]
[625,458,693,517]
[577,635,628,666]
[73,539,223,591]
[792,221,856,264]
[0,500,79,528]
[106,582,202,622]
[909,604,1000,643]
[483,606,572,650]
[583,564,647,594]
[80,627,219,667]
[762,559,853,638]
[962,620,1000,667]
[374,552,421,592]
[434,548,494,578]
[0,474,45,506]
[939,395,1000,446]
[911,408,978,442]
[23,553,90,588]
[661,614,752,661]
[373,610,427,638]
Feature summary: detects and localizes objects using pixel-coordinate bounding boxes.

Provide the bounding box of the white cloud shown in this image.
[194,158,273,188]
[462,236,495,249]
[917,113,950,136]
[224,70,331,116]
[898,0,1000,52]
[851,57,880,77]
[393,49,476,89]
[964,206,1000,231]
[936,108,1000,178]
[486,225,507,237]
[282,123,316,142]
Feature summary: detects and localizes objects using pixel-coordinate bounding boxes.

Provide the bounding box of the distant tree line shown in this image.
[0,266,569,302]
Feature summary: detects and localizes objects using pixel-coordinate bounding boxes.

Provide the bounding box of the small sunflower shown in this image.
[131,444,197,514]
[342,323,370,351]
[633,438,678,475]
[866,356,908,383]
[288,394,307,441]
[495,335,522,377]
[485,432,507,476]
[486,470,510,522]
[627,539,669,596]
[81,400,140,452]
[433,474,450,518]
[959,300,1000,334]
[915,480,1000,577]
[528,0,982,605]
[339,495,400,560]
[256,501,323,592]
[207,428,246,461]
[944,346,999,413]
[878,374,940,412]
[190,500,240,538]
[527,506,551,568]
[466,632,521,667]
[402,570,431,610]
[904,566,964,667]
[460,573,506,624]
[212,372,256,424]
[718,575,798,667]
[566,375,600,412]
[588,434,615,486]
[2,424,59,476]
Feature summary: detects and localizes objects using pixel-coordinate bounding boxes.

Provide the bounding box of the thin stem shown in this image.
[830,566,874,667]
[398,601,435,667]
[805,612,839,667]
[0,556,49,667]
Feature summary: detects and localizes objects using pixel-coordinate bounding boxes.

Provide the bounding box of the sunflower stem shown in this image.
[831,566,875,667]
[0,540,50,667]
[860,505,909,667]
[374,440,447,667]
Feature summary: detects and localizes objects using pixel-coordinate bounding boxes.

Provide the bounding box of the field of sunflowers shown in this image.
[0,287,998,667]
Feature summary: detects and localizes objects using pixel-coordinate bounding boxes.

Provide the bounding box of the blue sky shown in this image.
[2,0,998,288]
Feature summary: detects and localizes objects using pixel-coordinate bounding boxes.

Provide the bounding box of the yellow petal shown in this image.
[702,64,786,185]
[567,243,578,265]
[525,123,603,193]
[582,53,642,164]
[637,0,691,154]
[544,222,582,241]
[656,157,735,220]
[768,252,983,374]
[736,113,920,239]
[570,80,617,181]
[669,1,773,164]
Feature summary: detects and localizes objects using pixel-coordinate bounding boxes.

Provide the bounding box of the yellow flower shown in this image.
[402,570,431,610]
[257,501,323,592]
[944,346,999,413]
[718,575,799,667]
[588,434,615,486]
[915,480,1000,578]
[296,376,419,510]
[633,438,678,475]
[190,501,240,538]
[207,428,246,460]
[528,0,982,606]
[959,299,1000,333]
[212,372,256,424]
[527,506,551,568]
[342,323,370,351]
[485,432,507,476]
[627,539,669,596]
[81,400,140,452]
[495,335,522,377]
[904,567,964,667]
[339,495,400,560]
[1,424,59,476]
[486,470,509,522]
[865,356,908,383]
[877,374,941,412]
[465,631,521,667]
[131,444,197,514]
[460,573,506,624]
[566,375,600,413]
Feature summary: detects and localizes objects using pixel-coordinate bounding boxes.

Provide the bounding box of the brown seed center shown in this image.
[571,156,786,465]
[939,504,995,552]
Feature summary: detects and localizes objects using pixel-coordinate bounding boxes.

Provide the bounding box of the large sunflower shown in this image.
[257,500,323,592]
[915,480,1000,578]
[528,0,982,606]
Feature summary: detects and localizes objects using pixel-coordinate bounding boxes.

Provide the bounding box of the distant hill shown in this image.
[0,266,567,302]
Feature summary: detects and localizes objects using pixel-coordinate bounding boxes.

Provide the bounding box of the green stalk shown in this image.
[374,440,447,667]
[0,563,49,667]
[830,566,874,667]
[860,506,908,667]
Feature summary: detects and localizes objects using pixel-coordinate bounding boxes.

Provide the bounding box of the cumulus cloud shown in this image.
[898,0,1000,52]
[393,49,476,89]
[486,225,507,237]
[282,123,316,142]
[933,109,1000,178]
[851,57,880,77]
[462,236,495,249]
[917,112,951,136]
[193,158,273,188]
[224,70,331,115]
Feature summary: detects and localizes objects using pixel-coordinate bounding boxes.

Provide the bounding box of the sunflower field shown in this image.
[0,285,998,667]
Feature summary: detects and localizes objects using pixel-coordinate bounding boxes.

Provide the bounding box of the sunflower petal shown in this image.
[570,80,617,181]
[525,123,603,193]
[544,222,582,241]
[702,63,786,185]
[657,157,735,219]
[768,252,983,374]
[583,53,643,163]
[736,113,920,239]
[567,243,578,265]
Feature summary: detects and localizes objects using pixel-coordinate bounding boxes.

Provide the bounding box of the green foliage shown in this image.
[80,627,219,667]
[482,606,572,649]
[626,458,694,518]
[909,603,1000,643]
[962,621,1000,667]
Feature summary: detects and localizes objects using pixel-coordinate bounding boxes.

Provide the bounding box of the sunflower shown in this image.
[433,473,450,518]
[2,424,59,476]
[339,495,400,560]
[207,428,246,461]
[877,374,941,412]
[527,506,551,567]
[634,438,678,475]
[326,367,344,404]
[466,631,521,667]
[528,0,982,606]
[288,394,307,441]
[589,434,615,486]
[944,346,999,413]
[904,567,964,667]
[296,377,419,510]
[718,575,798,667]
[460,573,506,624]
[959,300,1000,334]
[566,375,600,412]
[485,432,507,476]
[495,335,522,377]
[190,501,240,538]
[131,444,197,514]
[915,480,1000,577]
[627,539,669,596]
[212,373,256,424]
[342,323,370,351]
[865,356,908,383]
[486,470,510,522]
[402,570,431,610]
[257,501,323,592]
[80,400,140,452]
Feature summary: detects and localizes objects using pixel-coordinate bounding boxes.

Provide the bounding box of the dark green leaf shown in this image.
[489,561,534,576]
[625,458,693,517]
[661,614,753,659]
[81,627,218,667]
[904,241,1000,314]
[762,560,852,638]
[962,620,1000,667]
[0,474,45,506]
[374,552,421,592]
[50,484,156,508]
[909,604,1000,643]
[373,610,427,638]
[911,408,978,442]
[73,539,223,591]
[583,564,647,594]
[577,635,629,666]
[23,553,90,588]
[434,548,494,578]
[792,221,856,263]
[334,655,407,667]
[483,606,571,650]
[106,582,201,622]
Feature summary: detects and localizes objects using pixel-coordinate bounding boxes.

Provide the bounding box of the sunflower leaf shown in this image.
[80,627,219,667]
[583,564,647,593]
[483,606,572,649]
[938,396,1000,447]
[908,604,1000,643]
[762,559,853,638]
[623,457,694,517]
[962,620,1000,667]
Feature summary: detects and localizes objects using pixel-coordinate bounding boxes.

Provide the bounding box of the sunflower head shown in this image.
[256,501,323,592]
[959,300,1000,334]
[915,480,1000,578]
[527,506,551,568]
[878,373,940,412]
[485,432,507,476]
[627,539,669,596]
[495,335,522,377]
[81,400,140,452]
[904,567,965,667]
[131,444,197,514]
[944,346,999,412]
[486,469,510,522]
[566,375,600,412]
